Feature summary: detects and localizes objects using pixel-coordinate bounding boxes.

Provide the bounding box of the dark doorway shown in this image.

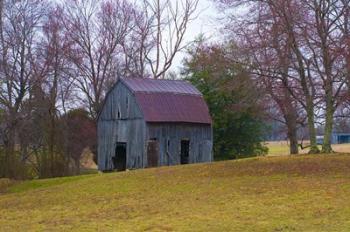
[180,140,190,164]
[147,140,159,168]
[113,142,127,171]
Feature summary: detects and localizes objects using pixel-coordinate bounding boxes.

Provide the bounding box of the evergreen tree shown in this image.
[182,42,268,159]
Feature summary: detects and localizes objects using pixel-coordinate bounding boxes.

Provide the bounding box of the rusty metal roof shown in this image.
[121,78,202,96]
[121,78,212,124]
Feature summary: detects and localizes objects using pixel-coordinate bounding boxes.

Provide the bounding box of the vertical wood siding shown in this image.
[146,123,213,166]
[98,82,146,171]
[98,81,213,171]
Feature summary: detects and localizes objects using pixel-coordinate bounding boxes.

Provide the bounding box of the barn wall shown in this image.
[146,123,213,166]
[99,82,143,121]
[98,82,146,171]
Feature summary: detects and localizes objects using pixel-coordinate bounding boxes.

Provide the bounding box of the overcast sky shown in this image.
[172,0,220,73]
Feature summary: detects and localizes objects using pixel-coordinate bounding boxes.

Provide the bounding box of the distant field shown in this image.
[1,154,350,231]
[266,141,350,156]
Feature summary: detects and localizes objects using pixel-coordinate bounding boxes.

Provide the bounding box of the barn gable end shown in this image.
[98,81,146,171]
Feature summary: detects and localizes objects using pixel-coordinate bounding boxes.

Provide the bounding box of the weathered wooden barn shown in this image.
[97,78,213,171]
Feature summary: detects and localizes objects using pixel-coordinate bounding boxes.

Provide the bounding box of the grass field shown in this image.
[1,154,350,231]
[266,141,350,156]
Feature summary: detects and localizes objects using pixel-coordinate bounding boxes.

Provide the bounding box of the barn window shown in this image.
[117,109,121,119]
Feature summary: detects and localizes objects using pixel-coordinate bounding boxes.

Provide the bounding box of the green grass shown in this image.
[2,154,350,231]
[7,174,95,193]
[266,142,293,156]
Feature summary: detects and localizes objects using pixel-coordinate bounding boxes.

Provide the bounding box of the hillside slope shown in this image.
[1,155,350,231]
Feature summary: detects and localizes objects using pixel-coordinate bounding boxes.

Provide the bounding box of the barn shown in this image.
[97,78,213,171]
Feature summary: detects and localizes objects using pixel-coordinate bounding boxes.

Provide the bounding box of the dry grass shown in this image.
[1,154,350,231]
[0,179,11,193]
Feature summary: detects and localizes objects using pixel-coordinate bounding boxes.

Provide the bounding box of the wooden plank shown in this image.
[147,141,159,167]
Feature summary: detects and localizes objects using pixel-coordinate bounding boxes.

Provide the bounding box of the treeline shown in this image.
[0,0,198,179]
[184,0,350,156]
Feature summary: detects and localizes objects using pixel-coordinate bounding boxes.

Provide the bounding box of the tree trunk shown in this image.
[3,125,16,178]
[322,83,334,153]
[49,109,56,177]
[285,17,319,154]
[75,159,80,175]
[270,78,299,155]
[287,121,298,154]
[284,99,299,155]
[305,98,319,154]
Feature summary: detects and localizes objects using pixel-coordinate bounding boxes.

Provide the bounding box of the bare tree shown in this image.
[139,0,199,79]
[302,0,350,152]
[0,0,47,178]
[215,0,315,154]
[61,0,199,118]
[30,5,76,177]
[215,0,350,154]
[62,0,133,119]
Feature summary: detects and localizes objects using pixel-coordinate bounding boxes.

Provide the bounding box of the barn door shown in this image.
[147,140,159,167]
[180,140,190,164]
[113,142,127,171]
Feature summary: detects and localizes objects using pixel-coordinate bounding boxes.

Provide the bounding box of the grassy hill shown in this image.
[1,154,350,231]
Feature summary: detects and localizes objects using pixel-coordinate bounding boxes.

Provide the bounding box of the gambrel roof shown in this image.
[121,78,212,124]
[122,77,201,95]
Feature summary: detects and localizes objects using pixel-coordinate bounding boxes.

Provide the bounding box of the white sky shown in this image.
[171,0,220,73]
